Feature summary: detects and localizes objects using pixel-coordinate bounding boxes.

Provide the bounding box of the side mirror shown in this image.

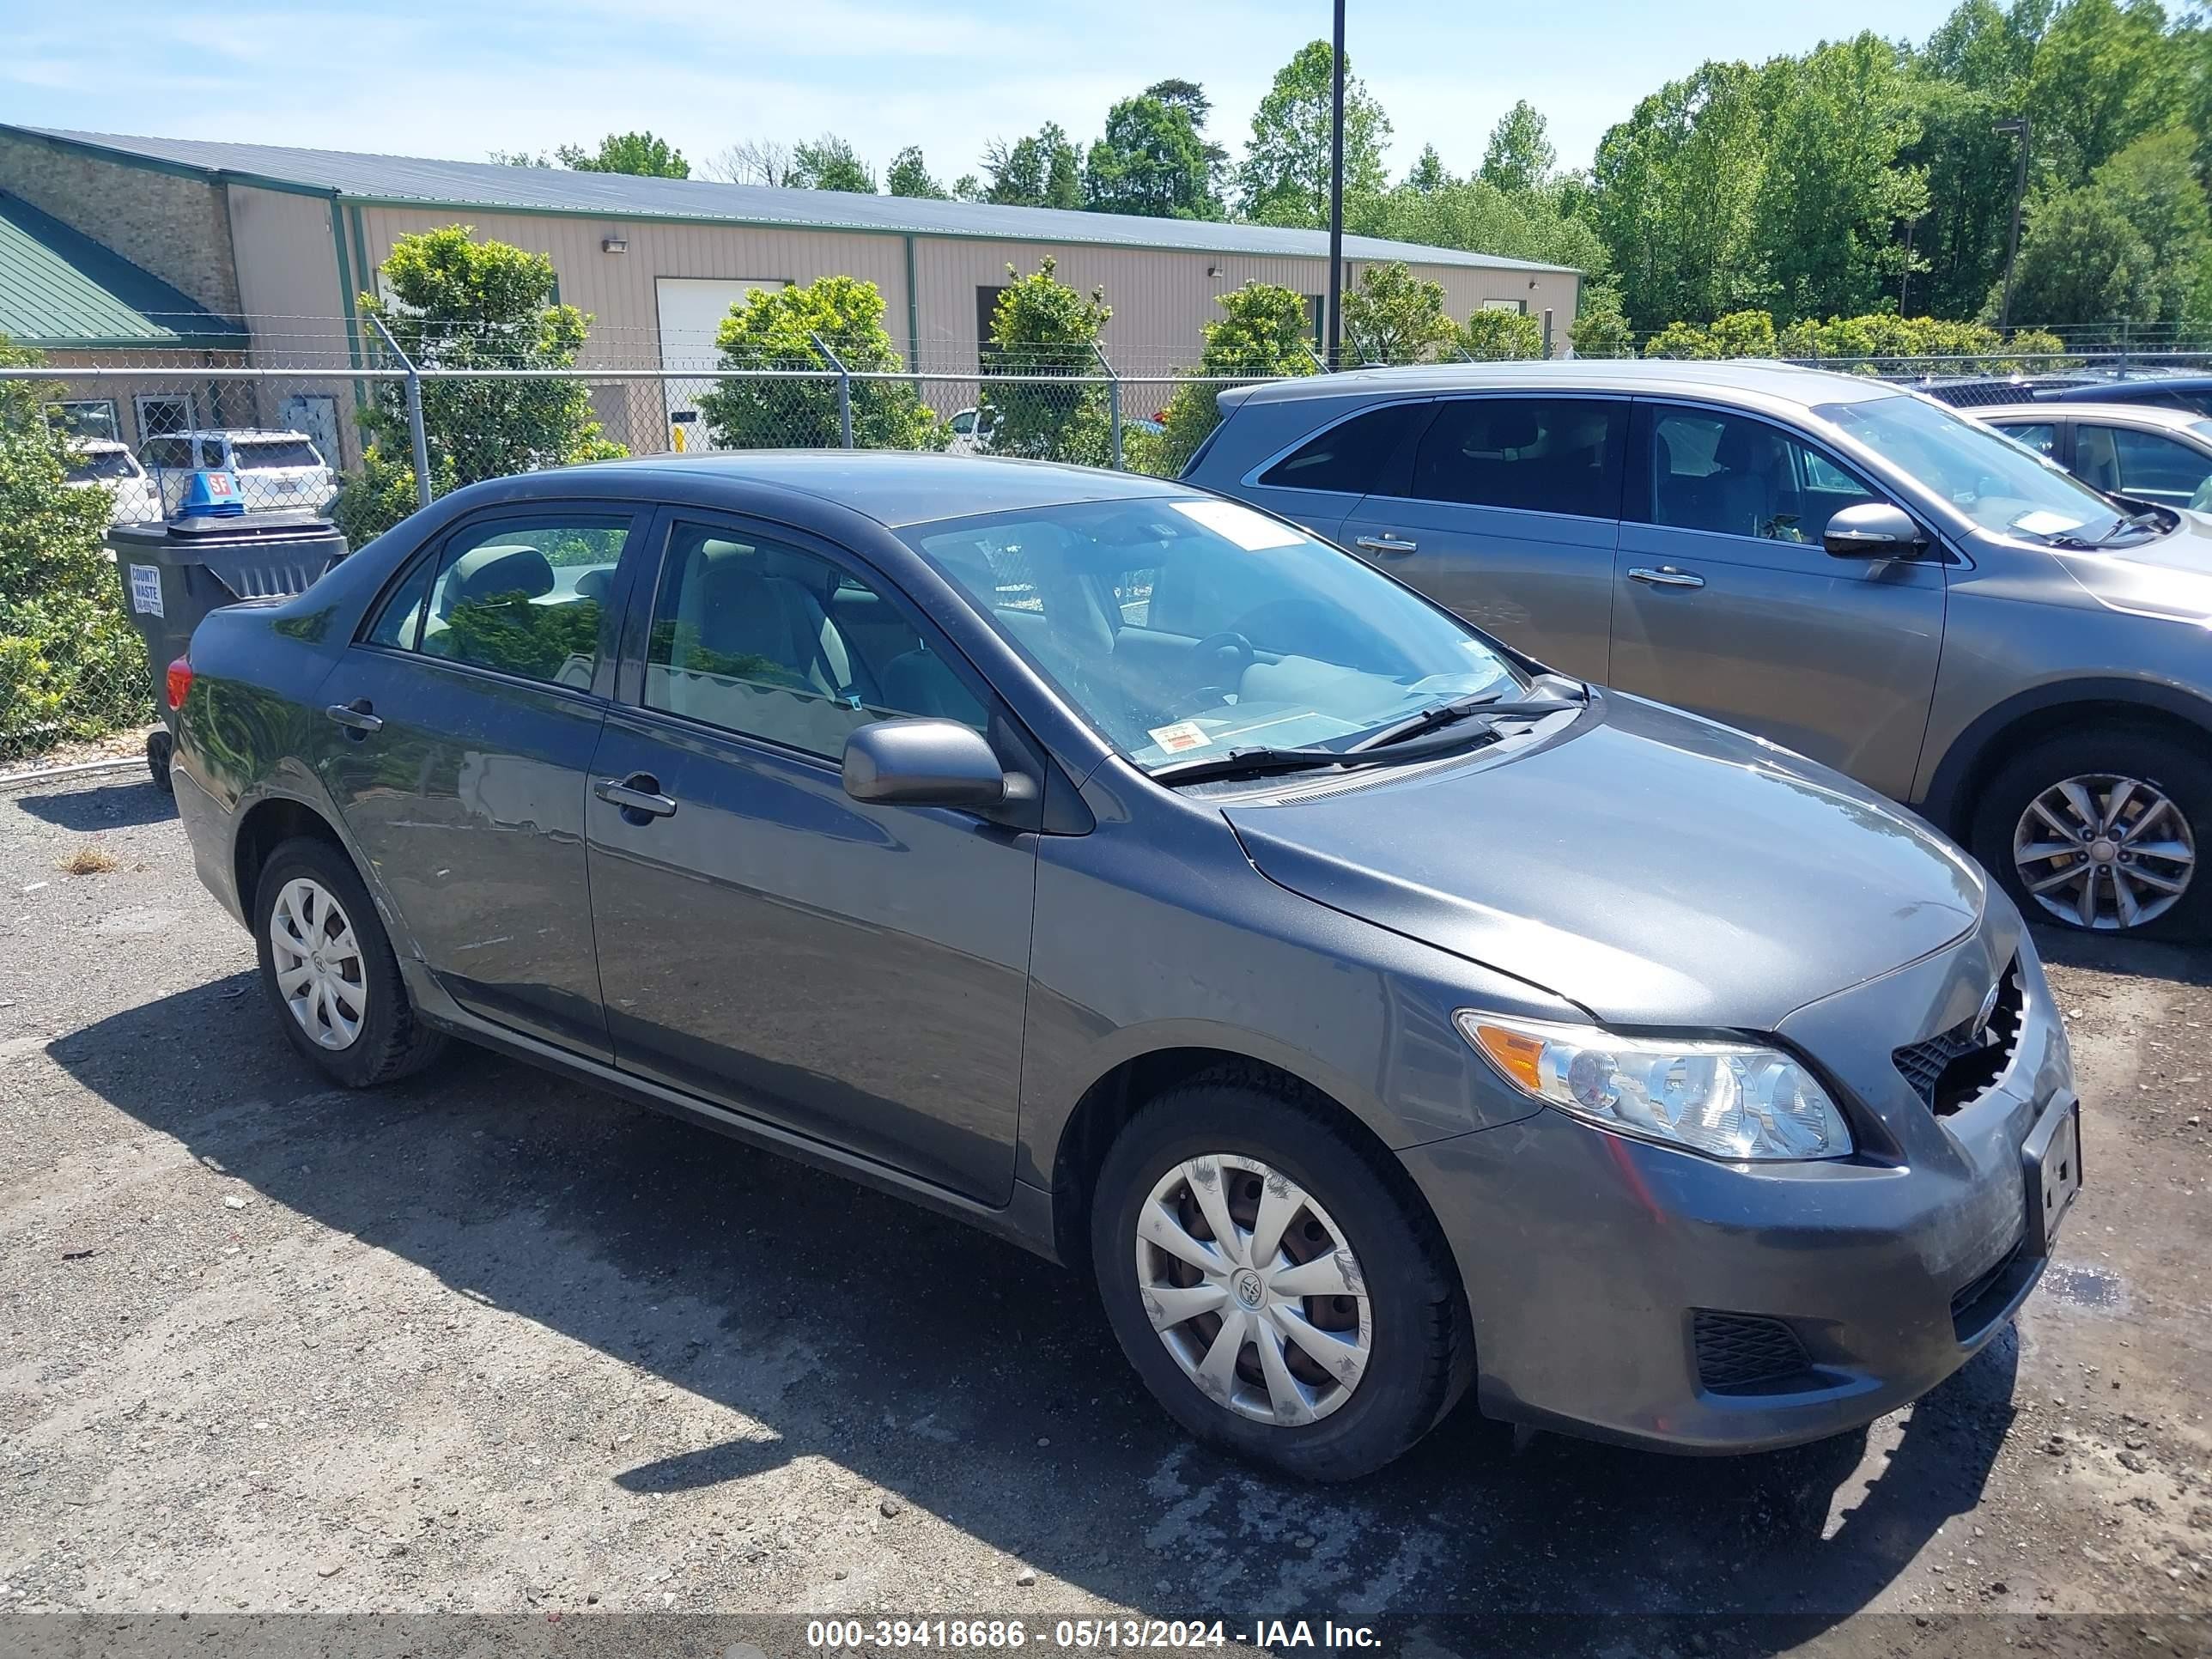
[1824,502,1929,560]
[842,718,1006,809]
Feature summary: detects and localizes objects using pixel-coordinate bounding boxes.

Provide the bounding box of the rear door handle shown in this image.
[595,774,678,821]
[1626,566,1705,590]
[1354,534,1419,555]
[324,699,382,735]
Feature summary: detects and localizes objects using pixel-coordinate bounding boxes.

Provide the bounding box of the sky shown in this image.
[4,0,1969,185]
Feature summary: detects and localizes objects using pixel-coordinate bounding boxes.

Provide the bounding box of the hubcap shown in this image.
[267,878,368,1050]
[2014,773,2195,931]
[1133,1155,1371,1427]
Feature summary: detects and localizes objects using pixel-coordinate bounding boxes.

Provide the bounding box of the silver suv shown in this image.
[1186,360,2212,937]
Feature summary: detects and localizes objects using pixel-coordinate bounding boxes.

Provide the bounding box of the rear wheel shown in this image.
[1971,727,2212,939]
[1090,1076,1471,1481]
[252,836,446,1086]
[145,729,174,795]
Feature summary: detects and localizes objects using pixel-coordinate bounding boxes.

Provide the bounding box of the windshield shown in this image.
[65,448,140,482]
[229,437,324,471]
[907,496,1529,773]
[1819,392,2135,544]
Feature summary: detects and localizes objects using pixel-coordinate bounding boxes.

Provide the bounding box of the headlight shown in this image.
[1456,1012,1852,1161]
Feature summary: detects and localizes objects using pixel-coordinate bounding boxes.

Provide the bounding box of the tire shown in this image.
[145,729,174,796]
[1090,1074,1473,1481]
[1970,726,2212,940]
[252,835,447,1087]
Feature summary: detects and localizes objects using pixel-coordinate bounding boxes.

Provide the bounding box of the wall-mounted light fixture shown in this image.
[1528,277,1538,289]
[603,234,629,254]
[1207,265,1224,278]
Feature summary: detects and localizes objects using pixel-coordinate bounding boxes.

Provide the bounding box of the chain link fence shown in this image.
[6,317,2211,772]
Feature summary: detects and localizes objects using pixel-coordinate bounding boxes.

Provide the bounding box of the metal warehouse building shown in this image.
[0,124,1581,465]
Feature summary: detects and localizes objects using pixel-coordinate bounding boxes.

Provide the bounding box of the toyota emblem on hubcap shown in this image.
[1232,1269,1266,1309]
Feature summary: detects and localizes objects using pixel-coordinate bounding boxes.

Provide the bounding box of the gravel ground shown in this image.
[1,771,2208,1653]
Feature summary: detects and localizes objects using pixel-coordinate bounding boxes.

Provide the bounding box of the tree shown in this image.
[951,173,985,202]
[488,149,551,169]
[1140,283,1316,475]
[1461,308,1545,360]
[1480,100,1557,196]
[2025,0,2185,185]
[1084,94,1222,219]
[1146,79,1230,190]
[0,336,147,759]
[885,146,951,199]
[337,228,624,544]
[556,131,690,178]
[1403,144,1450,194]
[981,258,1113,465]
[1236,40,1392,228]
[696,276,945,452]
[2094,126,2211,323]
[1355,173,1612,277]
[790,134,876,193]
[1340,262,1456,364]
[1997,182,2161,325]
[708,140,797,186]
[982,124,1082,209]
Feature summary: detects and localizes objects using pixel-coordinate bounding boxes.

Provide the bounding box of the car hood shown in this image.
[1224,694,1984,1031]
[2054,510,2212,622]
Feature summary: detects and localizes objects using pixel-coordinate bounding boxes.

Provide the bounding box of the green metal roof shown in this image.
[0,191,248,351]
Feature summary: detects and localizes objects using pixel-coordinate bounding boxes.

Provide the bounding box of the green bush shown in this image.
[698,274,946,452]
[1460,308,1545,360]
[0,337,149,761]
[1140,283,1315,477]
[1340,262,1457,365]
[1568,288,1635,359]
[981,258,1114,466]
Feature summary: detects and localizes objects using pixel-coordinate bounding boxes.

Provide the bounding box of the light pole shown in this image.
[1325,0,1346,369]
[1994,116,2030,332]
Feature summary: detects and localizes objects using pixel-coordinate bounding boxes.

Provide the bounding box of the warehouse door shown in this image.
[655,276,786,453]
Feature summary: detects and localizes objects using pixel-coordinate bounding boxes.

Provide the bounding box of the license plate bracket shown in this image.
[2021,1093,2082,1258]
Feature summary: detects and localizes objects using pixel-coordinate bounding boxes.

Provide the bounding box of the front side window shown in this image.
[1256,402,1427,494]
[2089,425,2212,503]
[1648,407,1877,544]
[1407,398,1623,515]
[396,515,629,687]
[644,523,986,759]
[1819,391,2132,544]
[908,495,1528,773]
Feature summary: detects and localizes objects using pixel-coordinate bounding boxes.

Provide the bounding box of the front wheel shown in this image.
[1971,728,2212,939]
[1090,1077,1472,1481]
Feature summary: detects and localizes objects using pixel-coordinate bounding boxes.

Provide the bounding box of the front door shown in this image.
[1335,395,1626,681]
[586,516,1036,1203]
[318,504,640,1059]
[1609,401,1945,799]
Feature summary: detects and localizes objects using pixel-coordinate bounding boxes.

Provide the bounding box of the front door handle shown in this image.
[596,774,678,822]
[1354,534,1419,556]
[1626,565,1706,590]
[324,699,382,736]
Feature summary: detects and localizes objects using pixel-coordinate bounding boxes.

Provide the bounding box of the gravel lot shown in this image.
[2,771,2208,1652]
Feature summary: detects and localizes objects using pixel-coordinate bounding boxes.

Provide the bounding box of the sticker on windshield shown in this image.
[2012,508,2090,538]
[1147,720,1212,754]
[1168,499,1304,550]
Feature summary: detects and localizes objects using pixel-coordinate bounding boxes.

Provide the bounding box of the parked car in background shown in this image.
[947,406,995,455]
[168,453,2077,1479]
[1978,402,2212,513]
[62,437,157,523]
[1185,360,2212,937]
[139,428,336,516]
[1922,370,2212,418]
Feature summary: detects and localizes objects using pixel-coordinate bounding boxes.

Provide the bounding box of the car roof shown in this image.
[1224,358,1909,410]
[1979,401,2209,431]
[539,450,1202,529]
[154,428,313,442]
[2041,374,2212,397]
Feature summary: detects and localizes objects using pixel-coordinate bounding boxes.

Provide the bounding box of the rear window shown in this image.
[66,449,139,482]
[1256,402,1426,494]
[142,437,193,470]
[230,438,324,470]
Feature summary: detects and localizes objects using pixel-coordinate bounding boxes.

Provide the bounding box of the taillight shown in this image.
[166,657,192,711]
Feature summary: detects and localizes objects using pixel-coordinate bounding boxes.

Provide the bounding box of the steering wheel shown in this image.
[1168,630,1256,718]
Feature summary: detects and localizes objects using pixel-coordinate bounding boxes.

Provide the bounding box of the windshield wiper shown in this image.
[2089,509,2166,547]
[1150,744,1375,786]
[1349,692,1583,753]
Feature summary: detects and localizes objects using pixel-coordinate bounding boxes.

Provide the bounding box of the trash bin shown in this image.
[109,493,349,792]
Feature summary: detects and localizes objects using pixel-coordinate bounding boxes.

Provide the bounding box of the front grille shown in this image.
[1892,959,2026,1116]
[1692,1310,1812,1393]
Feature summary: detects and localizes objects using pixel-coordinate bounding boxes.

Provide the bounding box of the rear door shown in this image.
[584,514,1037,1203]
[2075,422,2212,509]
[1609,400,1944,799]
[318,502,641,1060]
[1335,395,1626,681]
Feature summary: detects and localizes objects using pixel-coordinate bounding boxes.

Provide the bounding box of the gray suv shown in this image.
[1187,361,2212,937]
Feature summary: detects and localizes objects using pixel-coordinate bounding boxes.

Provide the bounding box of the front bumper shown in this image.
[1409,915,2077,1454]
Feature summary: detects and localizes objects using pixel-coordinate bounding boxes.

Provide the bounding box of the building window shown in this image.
[52,399,120,442]
[1480,298,1528,315]
[133,392,193,443]
[1304,295,1324,347]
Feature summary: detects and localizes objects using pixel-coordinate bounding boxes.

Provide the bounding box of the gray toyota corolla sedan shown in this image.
[168,453,2081,1480]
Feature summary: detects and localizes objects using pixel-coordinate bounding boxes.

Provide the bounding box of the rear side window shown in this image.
[375,515,630,688]
[1995,421,2058,459]
[1256,403,1426,493]
[1406,398,1625,516]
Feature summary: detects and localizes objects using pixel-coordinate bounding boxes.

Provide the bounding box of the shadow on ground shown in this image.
[49,974,2021,1648]
[11,777,176,832]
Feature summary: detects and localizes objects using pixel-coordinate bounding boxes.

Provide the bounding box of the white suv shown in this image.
[63,439,159,523]
[139,428,337,516]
